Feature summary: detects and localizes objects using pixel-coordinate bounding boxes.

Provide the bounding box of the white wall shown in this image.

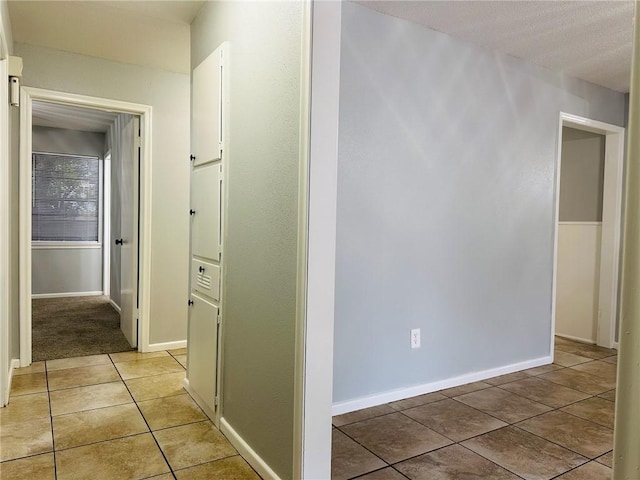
[333,2,626,408]
[31,126,105,296]
[14,43,190,346]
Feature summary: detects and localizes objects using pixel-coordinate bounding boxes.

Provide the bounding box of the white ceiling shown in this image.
[359,1,634,92]
[33,101,119,133]
[8,1,204,74]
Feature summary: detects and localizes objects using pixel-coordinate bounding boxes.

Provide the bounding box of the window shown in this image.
[32,153,101,242]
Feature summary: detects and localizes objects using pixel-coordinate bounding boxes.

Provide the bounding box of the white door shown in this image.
[119,116,139,347]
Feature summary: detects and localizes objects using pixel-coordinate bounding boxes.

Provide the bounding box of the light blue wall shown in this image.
[333,2,626,404]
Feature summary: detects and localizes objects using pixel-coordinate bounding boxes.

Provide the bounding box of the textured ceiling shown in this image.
[33,101,119,133]
[359,1,634,92]
[8,1,204,74]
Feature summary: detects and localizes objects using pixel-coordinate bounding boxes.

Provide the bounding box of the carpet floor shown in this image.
[32,296,135,362]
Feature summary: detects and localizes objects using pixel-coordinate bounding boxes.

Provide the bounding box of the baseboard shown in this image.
[146,340,187,352]
[4,359,20,406]
[332,355,552,416]
[31,291,103,299]
[613,341,619,350]
[555,333,596,345]
[220,417,282,480]
[109,299,121,314]
[182,377,218,427]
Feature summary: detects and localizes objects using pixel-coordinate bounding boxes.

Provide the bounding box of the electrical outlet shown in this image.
[411,328,421,349]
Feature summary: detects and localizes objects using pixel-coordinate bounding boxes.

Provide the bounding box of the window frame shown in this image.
[31,151,104,247]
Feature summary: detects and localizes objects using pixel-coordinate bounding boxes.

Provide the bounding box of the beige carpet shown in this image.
[32,296,134,361]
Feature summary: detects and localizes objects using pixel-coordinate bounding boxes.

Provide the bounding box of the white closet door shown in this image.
[187,294,218,409]
[191,163,221,261]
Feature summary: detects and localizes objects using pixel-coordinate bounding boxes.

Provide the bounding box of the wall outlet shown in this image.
[411,328,421,349]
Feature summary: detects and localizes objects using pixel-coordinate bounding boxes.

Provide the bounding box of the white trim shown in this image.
[555,333,596,345]
[612,341,619,350]
[20,87,153,366]
[32,243,102,250]
[103,152,111,297]
[557,221,603,226]
[109,299,121,314]
[301,2,342,479]
[0,56,10,407]
[31,291,103,299]
[332,356,552,416]
[4,359,20,406]
[146,340,186,352]
[220,417,282,480]
[551,112,625,354]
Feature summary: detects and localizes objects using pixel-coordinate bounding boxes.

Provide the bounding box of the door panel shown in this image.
[187,294,218,409]
[191,163,221,261]
[191,259,220,301]
[192,44,223,166]
[120,116,138,347]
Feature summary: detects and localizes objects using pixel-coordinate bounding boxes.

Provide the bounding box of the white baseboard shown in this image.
[32,291,103,299]
[612,341,619,350]
[220,417,282,480]
[145,340,187,352]
[332,356,552,416]
[109,299,121,313]
[4,359,20,406]
[555,333,596,345]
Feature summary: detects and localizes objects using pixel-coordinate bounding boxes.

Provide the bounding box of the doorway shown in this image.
[551,113,625,350]
[19,88,152,367]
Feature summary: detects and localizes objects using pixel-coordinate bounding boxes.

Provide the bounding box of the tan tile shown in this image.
[47,364,120,391]
[570,361,618,383]
[539,368,615,395]
[46,354,111,371]
[13,361,45,376]
[138,394,206,430]
[499,377,590,408]
[556,461,612,479]
[484,371,530,386]
[169,348,187,356]
[175,456,260,480]
[522,364,562,376]
[395,444,519,480]
[115,356,183,380]
[143,475,175,480]
[456,387,552,423]
[518,411,613,458]
[388,392,448,411]
[554,350,592,367]
[596,451,613,467]
[174,354,187,368]
[341,412,452,463]
[9,373,47,397]
[439,381,492,397]
[598,390,616,402]
[53,403,149,450]
[0,453,55,480]
[404,399,507,442]
[555,342,616,360]
[561,397,615,429]
[0,417,52,462]
[109,350,169,363]
[331,429,386,480]
[332,404,395,427]
[153,421,236,470]
[462,426,587,480]
[601,356,617,365]
[354,467,407,480]
[55,433,169,480]
[0,392,50,426]
[49,381,132,416]
[125,371,186,402]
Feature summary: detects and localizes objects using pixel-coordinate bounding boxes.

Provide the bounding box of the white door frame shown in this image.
[551,112,625,351]
[19,87,153,366]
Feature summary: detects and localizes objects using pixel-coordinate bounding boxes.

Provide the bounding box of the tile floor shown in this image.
[332,337,617,480]
[0,348,261,480]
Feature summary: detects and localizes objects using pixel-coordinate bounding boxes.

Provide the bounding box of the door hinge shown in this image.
[190,154,196,162]
[214,395,219,408]
[217,313,221,325]
[188,299,194,306]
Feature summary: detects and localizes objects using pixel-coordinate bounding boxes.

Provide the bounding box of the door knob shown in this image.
[115,238,124,245]
[199,266,205,273]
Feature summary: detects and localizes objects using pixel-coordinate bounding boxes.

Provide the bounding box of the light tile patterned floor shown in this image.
[332,337,617,480]
[0,349,261,480]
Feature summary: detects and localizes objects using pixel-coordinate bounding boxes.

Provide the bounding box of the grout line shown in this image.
[44,363,58,480]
